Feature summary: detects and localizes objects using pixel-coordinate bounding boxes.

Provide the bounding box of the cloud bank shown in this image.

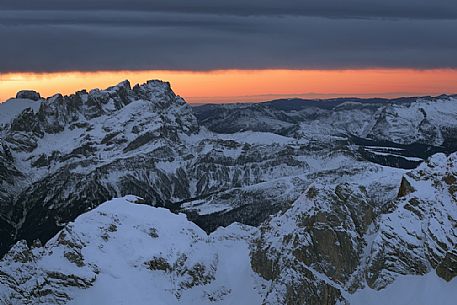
[1,0,456,72]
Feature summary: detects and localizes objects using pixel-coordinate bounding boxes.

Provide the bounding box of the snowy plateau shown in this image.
[0,80,456,304]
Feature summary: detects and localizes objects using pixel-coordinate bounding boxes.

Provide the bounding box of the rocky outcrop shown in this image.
[368,153,457,287]
[247,153,457,303]
[16,90,41,101]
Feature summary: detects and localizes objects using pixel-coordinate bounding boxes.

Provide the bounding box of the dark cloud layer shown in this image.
[1,1,457,73]
[3,1,457,19]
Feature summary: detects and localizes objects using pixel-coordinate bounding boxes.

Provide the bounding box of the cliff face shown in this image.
[250,152,457,304]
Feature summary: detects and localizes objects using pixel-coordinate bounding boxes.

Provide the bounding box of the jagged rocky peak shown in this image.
[0,78,204,256]
[131,80,189,110]
[41,79,188,119]
[6,79,188,120]
[106,79,131,91]
[246,152,457,304]
[366,152,457,288]
[133,79,171,94]
[2,79,198,138]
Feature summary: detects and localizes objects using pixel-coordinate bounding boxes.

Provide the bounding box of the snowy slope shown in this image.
[349,272,457,305]
[0,196,265,305]
[0,98,42,126]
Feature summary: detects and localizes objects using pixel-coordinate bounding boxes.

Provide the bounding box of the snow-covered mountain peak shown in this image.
[105,79,131,92]
[0,196,262,305]
[2,78,198,142]
[2,79,188,132]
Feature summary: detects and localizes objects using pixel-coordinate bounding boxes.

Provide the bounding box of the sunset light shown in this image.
[2,69,457,103]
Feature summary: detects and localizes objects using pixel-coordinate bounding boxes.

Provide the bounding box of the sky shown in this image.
[1,0,457,103]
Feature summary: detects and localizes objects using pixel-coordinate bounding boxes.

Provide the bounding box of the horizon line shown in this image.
[2,69,457,104]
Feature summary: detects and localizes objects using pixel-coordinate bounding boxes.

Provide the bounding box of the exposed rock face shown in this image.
[247,153,457,304]
[15,90,41,101]
[397,176,415,198]
[367,153,457,287]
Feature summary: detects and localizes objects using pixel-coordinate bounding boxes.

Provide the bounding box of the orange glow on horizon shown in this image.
[1,69,457,104]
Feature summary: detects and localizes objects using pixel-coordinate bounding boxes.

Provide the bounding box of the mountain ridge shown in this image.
[0,79,456,304]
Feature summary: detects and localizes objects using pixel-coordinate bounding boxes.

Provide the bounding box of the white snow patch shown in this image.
[0,98,42,126]
[348,272,457,305]
[217,131,295,145]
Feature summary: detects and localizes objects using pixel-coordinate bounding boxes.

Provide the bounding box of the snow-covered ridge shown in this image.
[0,196,263,305]
[194,95,457,146]
[0,98,42,127]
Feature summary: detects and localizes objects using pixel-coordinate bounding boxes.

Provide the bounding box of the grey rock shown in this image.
[16,90,41,101]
